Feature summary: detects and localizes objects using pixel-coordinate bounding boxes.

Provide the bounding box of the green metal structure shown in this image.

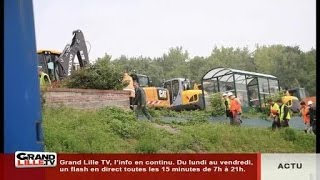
[201,67,279,110]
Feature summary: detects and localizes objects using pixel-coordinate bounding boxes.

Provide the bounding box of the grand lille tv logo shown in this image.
[15,151,57,168]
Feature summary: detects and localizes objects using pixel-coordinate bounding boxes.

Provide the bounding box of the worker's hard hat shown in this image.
[222,93,228,97]
[307,100,313,105]
[227,92,233,96]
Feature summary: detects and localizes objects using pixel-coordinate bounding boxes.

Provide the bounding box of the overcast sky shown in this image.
[33,0,316,61]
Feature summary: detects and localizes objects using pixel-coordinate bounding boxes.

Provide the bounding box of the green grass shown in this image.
[43,107,316,153]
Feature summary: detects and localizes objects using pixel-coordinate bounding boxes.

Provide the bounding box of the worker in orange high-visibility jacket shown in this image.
[299,101,311,133]
[228,92,242,125]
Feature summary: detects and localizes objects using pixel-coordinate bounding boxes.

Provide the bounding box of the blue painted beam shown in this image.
[4,0,43,153]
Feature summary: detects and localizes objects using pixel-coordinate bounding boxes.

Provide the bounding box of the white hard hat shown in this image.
[222,93,228,96]
[307,100,313,105]
[227,92,233,96]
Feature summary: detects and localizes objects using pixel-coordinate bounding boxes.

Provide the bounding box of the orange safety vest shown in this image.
[230,98,242,114]
[300,106,310,124]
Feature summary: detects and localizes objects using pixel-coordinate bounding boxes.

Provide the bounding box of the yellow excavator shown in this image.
[123,74,204,111]
[163,78,204,110]
[281,95,300,113]
[122,73,171,109]
[282,87,316,113]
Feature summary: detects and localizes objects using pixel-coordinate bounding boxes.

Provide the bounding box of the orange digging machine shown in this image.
[123,73,170,109]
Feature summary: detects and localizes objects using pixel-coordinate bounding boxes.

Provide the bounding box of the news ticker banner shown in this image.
[1,152,319,180]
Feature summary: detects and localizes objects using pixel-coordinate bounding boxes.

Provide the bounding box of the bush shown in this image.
[63,58,127,90]
[210,93,225,116]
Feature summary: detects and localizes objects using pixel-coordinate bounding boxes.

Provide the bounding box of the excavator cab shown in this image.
[37,50,62,81]
[123,72,170,109]
[163,78,204,111]
[130,73,151,87]
[286,88,306,100]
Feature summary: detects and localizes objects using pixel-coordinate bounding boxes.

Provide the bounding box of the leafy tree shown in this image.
[253,44,285,74]
[207,46,255,71]
[253,45,316,96]
[297,49,316,96]
[161,46,189,79]
[187,56,207,83]
[95,45,315,96]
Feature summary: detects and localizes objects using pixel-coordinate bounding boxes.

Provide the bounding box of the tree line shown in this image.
[94,45,316,96]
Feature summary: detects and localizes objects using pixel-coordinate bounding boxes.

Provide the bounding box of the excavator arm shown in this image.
[55,29,89,79]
